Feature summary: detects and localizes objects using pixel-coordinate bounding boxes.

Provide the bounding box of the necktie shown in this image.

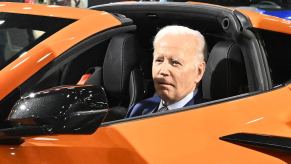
[157,101,168,113]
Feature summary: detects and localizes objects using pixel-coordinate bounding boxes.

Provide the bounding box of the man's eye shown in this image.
[155,59,163,63]
[171,60,181,66]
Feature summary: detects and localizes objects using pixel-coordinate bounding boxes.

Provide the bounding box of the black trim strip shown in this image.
[220,133,291,153]
[0,137,24,145]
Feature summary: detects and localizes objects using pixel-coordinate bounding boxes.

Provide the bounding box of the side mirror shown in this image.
[0,85,109,138]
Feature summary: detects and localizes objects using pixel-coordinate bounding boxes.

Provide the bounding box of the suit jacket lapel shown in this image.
[141,96,160,115]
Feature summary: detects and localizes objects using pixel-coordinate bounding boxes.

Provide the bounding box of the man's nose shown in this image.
[159,62,169,76]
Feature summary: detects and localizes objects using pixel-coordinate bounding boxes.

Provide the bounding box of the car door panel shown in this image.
[1,85,290,163]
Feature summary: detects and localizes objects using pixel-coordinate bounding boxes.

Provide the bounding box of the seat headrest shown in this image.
[202,41,247,100]
[103,33,139,97]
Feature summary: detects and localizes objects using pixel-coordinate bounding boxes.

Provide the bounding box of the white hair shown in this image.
[153,25,206,63]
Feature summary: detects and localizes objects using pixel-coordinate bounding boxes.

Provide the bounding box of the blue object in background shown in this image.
[257,9,291,20]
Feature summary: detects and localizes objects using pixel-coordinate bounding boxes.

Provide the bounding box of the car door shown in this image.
[1,84,290,163]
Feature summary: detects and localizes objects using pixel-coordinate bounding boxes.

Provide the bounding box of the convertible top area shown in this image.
[93,2,268,95]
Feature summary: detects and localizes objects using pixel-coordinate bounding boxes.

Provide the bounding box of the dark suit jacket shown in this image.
[126,91,204,118]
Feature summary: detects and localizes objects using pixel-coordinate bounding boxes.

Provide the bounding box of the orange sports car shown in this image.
[0,1,291,163]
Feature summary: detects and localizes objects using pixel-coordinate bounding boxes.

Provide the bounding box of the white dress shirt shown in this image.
[158,89,198,111]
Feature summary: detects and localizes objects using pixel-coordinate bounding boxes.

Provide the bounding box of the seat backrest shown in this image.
[84,33,145,121]
[102,33,139,102]
[202,41,248,100]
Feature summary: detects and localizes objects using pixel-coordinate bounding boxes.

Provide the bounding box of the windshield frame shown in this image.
[0,12,76,70]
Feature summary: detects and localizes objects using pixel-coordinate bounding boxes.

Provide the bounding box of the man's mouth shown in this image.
[155,80,173,87]
[158,82,170,85]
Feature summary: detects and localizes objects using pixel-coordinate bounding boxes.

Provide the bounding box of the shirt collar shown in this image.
[158,89,198,111]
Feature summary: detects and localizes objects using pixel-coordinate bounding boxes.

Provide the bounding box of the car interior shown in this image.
[91,4,249,121]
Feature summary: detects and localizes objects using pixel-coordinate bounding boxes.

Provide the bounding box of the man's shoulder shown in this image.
[127,90,205,118]
[140,95,161,104]
[126,96,160,118]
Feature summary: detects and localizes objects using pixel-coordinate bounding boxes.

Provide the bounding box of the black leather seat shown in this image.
[84,33,145,121]
[202,41,248,100]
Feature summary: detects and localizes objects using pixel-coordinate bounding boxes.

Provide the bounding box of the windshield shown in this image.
[0,13,75,70]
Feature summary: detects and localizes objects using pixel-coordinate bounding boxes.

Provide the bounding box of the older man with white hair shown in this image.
[127,25,207,117]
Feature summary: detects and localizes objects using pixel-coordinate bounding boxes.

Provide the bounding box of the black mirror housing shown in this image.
[1,85,109,137]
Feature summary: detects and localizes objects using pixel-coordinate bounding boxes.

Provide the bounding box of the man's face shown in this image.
[152,34,205,104]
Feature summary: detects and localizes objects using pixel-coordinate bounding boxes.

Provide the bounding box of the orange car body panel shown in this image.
[0,2,121,100]
[188,1,291,34]
[0,2,98,19]
[0,2,291,163]
[237,9,291,35]
[0,84,291,163]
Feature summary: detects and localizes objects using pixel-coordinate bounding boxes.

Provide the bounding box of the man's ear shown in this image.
[195,61,206,83]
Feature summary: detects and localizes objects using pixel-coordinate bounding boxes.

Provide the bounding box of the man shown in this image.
[127,25,206,117]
